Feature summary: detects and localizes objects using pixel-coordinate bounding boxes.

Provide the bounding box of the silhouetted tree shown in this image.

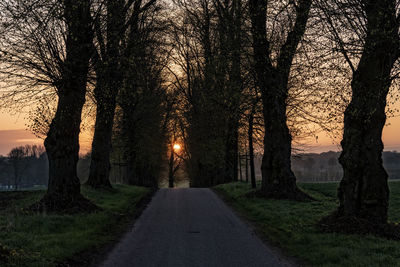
[7,145,46,190]
[318,0,400,226]
[0,0,97,211]
[249,0,312,200]
[40,0,96,211]
[8,147,28,190]
[114,0,168,188]
[87,0,158,189]
[170,0,248,187]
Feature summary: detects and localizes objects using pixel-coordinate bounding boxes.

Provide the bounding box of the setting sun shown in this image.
[173,144,181,151]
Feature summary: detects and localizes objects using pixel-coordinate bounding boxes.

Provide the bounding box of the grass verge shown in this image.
[0,185,153,266]
[214,181,400,266]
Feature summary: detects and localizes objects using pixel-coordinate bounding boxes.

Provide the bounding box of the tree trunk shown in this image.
[337,0,399,224]
[245,152,249,183]
[225,121,239,183]
[168,147,174,188]
[260,81,306,199]
[13,163,18,191]
[250,0,312,200]
[238,152,243,182]
[86,81,117,188]
[248,107,256,189]
[87,0,124,189]
[35,0,95,212]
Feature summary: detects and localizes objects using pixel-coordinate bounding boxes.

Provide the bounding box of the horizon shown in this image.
[2,102,399,156]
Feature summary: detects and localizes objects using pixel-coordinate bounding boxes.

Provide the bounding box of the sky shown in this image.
[296,107,400,153]
[0,101,399,156]
[0,111,93,156]
[0,112,42,155]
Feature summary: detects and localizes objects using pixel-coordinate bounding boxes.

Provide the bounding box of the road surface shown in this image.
[101,188,290,267]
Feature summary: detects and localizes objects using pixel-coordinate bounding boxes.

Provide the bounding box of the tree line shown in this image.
[0,0,399,231]
[0,145,47,191]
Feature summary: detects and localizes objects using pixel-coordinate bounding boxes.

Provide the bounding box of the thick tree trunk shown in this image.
[34,0,95,212]
[260,79,307,199]
[250,0,312,200]
[337,0,399,225]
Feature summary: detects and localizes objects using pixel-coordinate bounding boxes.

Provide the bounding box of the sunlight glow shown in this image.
[173,144,181,151]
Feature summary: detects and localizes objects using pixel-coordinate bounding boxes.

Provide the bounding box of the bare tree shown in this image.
[39,0,96,212]
[113,0,169,188]
[87,0,158,189]
[317,0,400,229]
[7,145,46,190]
[0,0,97,211]
[8,147,28,191]
[249,0,312,200]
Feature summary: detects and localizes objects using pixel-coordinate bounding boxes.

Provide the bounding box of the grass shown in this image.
[0,185,151,266]
[214,181,400,266]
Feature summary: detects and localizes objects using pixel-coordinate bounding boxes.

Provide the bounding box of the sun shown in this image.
[173,144,181,151]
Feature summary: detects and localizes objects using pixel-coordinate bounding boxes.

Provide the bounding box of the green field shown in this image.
[0,185,151,266]
[215,182,400,267]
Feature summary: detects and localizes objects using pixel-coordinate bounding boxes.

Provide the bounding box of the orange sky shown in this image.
[0,111,93,156]
[0,100,399,156]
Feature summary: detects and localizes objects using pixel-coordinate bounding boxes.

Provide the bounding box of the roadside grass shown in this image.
[214,181,400,266]
[0,185,151,266]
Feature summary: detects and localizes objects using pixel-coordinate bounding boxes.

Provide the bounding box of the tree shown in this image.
[38,0,96,212]
[8,147,28,190]
[249,0,312,200]
[86,0,125,189]
[319,0,400,227]
[0,0,97,211]
[168,143,183,188]
[7,145,46,190]
[87,0,158,189]
[170,0,248,187]
[113,0,168,188]
[248,101,257,189]
[214,0,244,183]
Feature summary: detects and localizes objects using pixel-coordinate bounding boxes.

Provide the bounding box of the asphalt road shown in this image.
[101,188,289,267]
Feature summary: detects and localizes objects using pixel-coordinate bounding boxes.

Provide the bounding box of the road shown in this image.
[101,188,290,267]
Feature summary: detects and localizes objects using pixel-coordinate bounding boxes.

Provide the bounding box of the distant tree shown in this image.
[87,0,158,189]
[7,145,45,190]
[169,0,248,187]
[8,146,28,190]
[113,0,169,188]
[168,143,182,188]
